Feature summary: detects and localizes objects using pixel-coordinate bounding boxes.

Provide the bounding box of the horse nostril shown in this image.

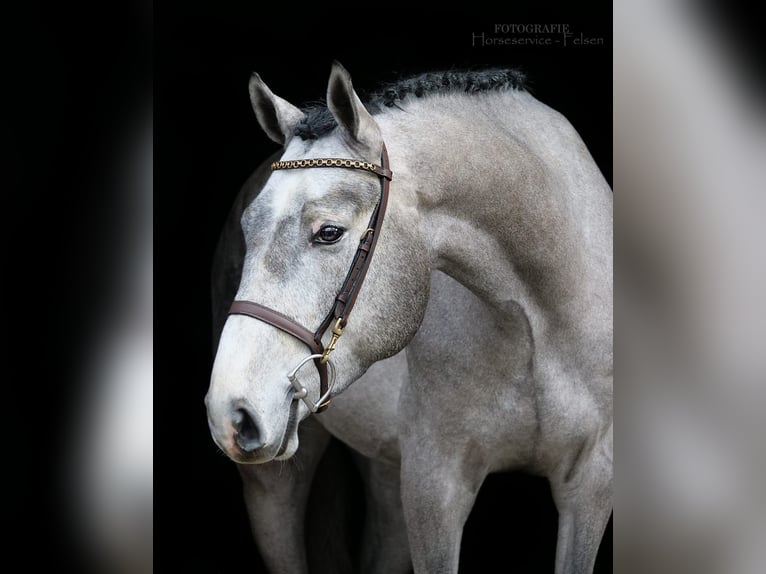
[232,407,264,453]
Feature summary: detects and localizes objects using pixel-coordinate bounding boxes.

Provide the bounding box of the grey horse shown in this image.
[206,62,612,573]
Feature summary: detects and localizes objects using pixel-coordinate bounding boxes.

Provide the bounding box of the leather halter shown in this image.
[228,144,392,413]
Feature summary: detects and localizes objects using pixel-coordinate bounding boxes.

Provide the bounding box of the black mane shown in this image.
[294,68,527,140]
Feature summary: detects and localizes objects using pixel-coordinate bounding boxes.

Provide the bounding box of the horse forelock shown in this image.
[294,68,527,140]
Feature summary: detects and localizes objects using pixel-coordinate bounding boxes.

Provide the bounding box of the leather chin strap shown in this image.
[228,143,392,413]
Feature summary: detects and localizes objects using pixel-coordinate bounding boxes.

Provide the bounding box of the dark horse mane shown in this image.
[294,68,527,140]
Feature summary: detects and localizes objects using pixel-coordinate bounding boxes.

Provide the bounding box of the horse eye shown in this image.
[313,225,345,245]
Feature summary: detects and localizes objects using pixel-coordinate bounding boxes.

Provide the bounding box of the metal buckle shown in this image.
[320,318,344,364]
[287,353,336,413]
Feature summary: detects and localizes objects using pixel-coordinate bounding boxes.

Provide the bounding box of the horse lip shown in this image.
[227,444,277,465]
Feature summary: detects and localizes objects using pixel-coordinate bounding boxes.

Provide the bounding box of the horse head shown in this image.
[205,62,430,463]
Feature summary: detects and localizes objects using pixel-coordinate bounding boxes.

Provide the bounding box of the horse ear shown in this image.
[248,73,305,145]
[326,61,382,156]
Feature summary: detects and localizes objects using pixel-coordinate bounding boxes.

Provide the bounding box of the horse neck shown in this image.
[380,90,613,348]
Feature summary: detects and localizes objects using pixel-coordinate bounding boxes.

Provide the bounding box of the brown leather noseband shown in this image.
[228,144,392,413]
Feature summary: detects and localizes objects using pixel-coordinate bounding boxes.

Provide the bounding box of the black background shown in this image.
[156,3,612,572]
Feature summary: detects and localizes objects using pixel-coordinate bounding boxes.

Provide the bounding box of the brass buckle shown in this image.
[320,318,344,364]
[359,228,375,241]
